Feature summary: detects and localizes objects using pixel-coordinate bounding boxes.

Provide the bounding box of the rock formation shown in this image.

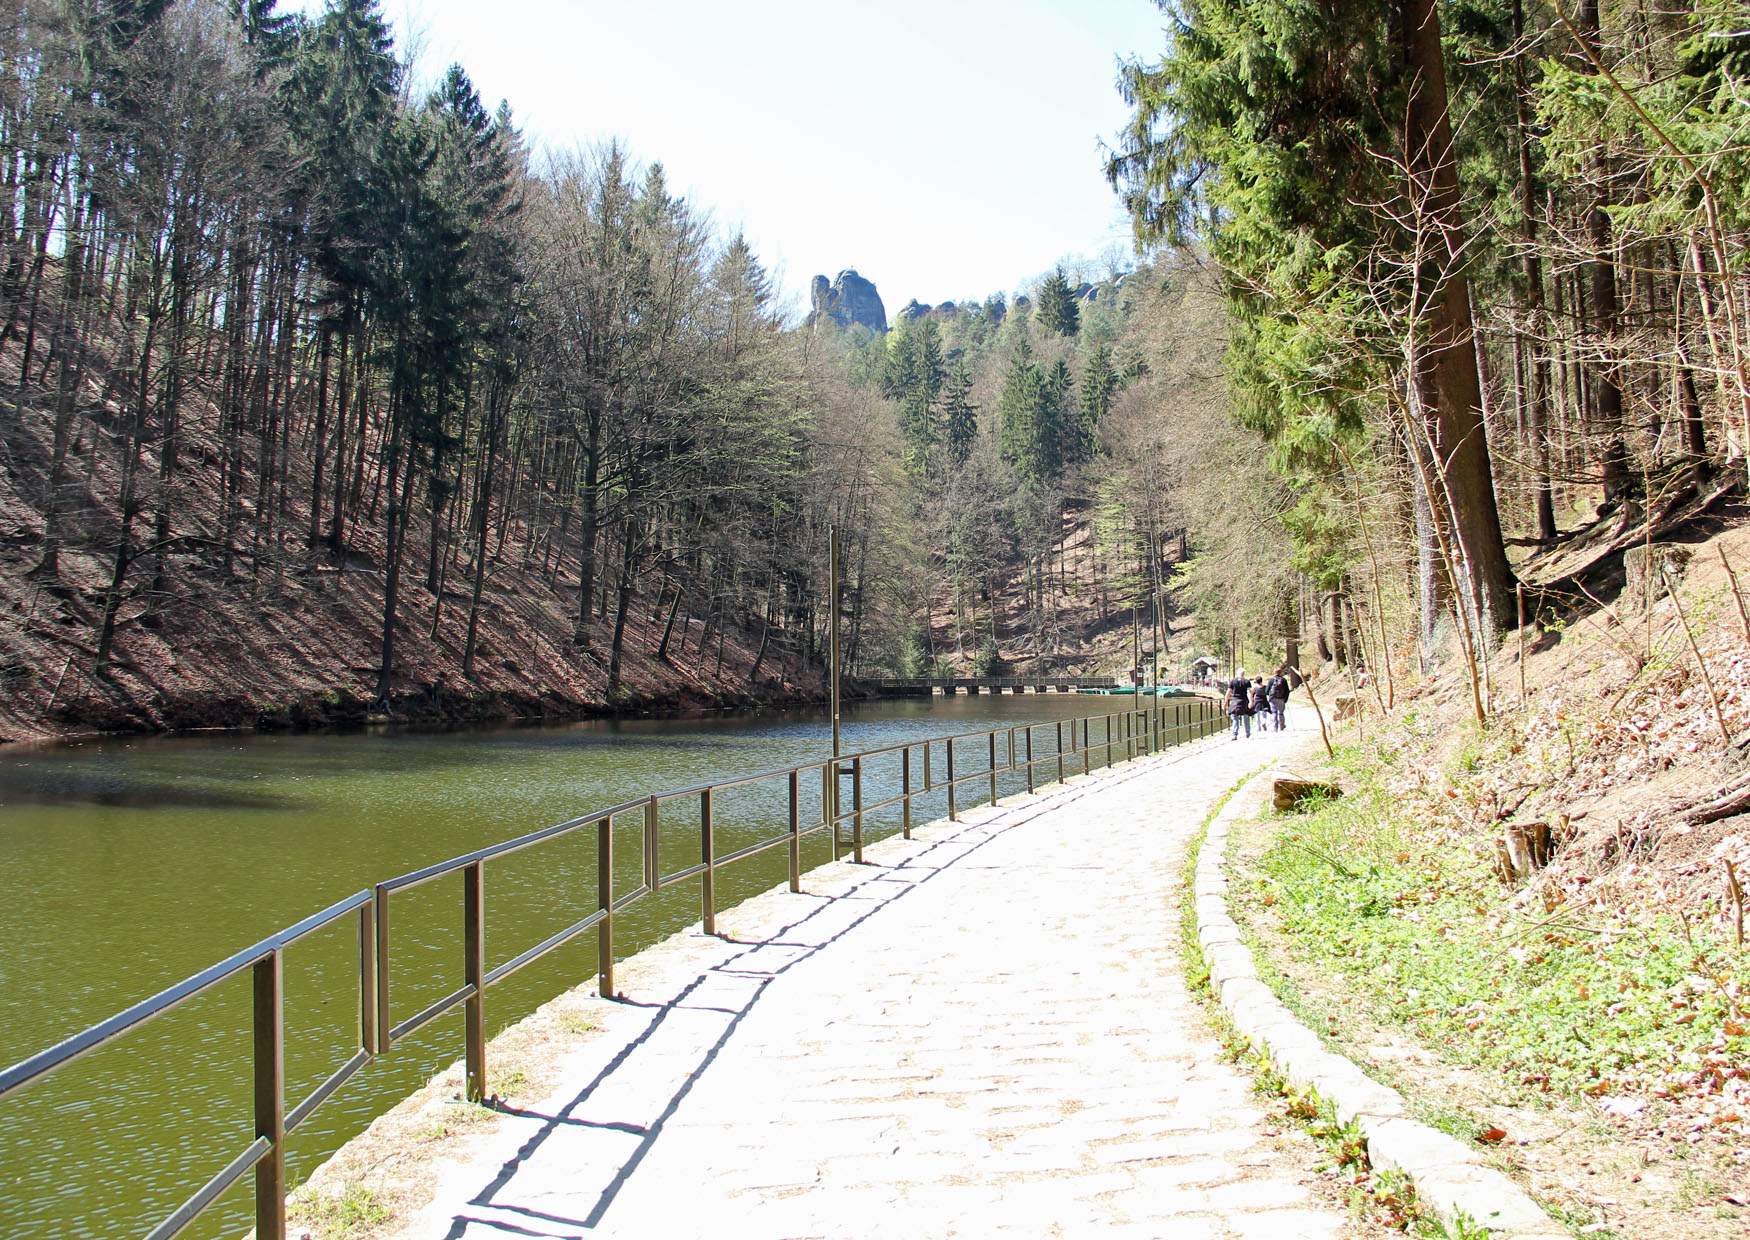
[809,269,887,332]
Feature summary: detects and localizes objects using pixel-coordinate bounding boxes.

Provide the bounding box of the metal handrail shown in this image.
[857,675,1119,688]
[0,696,1222,1240]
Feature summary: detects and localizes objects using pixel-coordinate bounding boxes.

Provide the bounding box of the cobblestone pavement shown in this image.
[398,716,1355,1238]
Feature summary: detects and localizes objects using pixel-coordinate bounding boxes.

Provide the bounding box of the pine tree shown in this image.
[998,338,1059,481]
[1109,0,1517,644]
[1071,342,1118,467]
[881,317,944,474]
[941,356,978,466]
[1034,268,1080,336]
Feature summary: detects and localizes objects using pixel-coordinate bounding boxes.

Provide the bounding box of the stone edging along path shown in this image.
[1193,770,1568,1240]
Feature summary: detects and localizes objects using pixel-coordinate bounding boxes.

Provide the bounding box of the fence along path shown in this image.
[377,711,1346,1238]
[0,700,1224,1240]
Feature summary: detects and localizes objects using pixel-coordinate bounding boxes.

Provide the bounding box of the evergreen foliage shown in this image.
[1033,268,1081,337]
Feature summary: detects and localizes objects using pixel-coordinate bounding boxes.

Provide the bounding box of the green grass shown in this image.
[1242,746,1749,1105]
[1177,780,1239,997]
[288,1184,391,1238]
[1179,778,1455,1235]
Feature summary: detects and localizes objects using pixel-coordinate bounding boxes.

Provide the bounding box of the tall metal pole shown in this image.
[830,524,842,758]
[829,525,842,842]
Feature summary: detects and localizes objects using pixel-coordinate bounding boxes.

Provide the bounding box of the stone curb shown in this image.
[1193,769,1569,1240]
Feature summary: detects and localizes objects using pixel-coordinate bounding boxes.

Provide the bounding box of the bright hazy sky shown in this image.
[288,0,1168,320]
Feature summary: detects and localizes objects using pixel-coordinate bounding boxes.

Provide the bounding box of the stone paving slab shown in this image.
[391,716,1357,1238]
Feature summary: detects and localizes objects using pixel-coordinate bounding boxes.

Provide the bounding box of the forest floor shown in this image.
[0,356,823,745]
[1219,498,1750,1238]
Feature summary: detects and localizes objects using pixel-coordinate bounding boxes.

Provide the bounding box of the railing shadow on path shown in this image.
[439,739,1222,1239]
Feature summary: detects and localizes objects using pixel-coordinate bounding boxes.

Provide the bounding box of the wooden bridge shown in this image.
[856,675,1119,696]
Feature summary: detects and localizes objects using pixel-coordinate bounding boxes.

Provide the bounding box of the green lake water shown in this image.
[0,694,1215,1238]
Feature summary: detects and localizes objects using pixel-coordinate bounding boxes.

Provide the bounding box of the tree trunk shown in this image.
[375,411,413,706]
[607,516,638,699]
[1576,0,1634,504]
[657,581,681,661]
[309,324,331,548]
[1513,0,1557,542]
[574,410,601,644]
[1401,0,1518,643]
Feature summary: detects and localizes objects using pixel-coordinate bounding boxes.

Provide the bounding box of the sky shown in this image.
[287,0,1169,320]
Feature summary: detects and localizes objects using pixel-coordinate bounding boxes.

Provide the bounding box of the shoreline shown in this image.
[0,680,858,749]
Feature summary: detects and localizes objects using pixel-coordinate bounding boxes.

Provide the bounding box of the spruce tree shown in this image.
[1071,342,1118,467]
[1034,268,1080,336]
[998,338,1060,482]
[941,356,978,466]
[881,317,944,475]
[1109,0,1518,643]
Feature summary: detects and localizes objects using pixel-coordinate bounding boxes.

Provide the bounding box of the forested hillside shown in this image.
[0,0,1233,740]
[8,0,1747,742]
[1104,0,1750,690]
[0,0,905,739]
[825,263,1210,681]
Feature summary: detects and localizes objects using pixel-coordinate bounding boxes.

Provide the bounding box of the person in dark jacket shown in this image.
[1267,670,1291,731]
[1249,678,1270,731]
[1227,671,1253,740]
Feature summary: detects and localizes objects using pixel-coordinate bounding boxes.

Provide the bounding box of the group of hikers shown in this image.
[1224,669,1292,739]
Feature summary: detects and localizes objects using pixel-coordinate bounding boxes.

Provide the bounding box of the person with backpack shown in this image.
[1226,669,1253,739]
[1249,677,1271,732]
[1268,669,1291,732]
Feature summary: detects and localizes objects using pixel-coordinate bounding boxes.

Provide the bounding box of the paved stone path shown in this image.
[396,715,1354,1238]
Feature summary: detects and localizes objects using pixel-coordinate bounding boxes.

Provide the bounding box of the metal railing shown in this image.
[857,675,1119,690]
[0,697,1221,1240]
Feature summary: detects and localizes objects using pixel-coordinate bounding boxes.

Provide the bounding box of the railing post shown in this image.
[901,747,912,839]
[597,816,614,999]
[358,902,377,1057]
[644,797,659,892]
[947,738,957,820]
[923,740,932,792]
[253,949,286,1240]
[1083,718,1091,776]
[1056,720,1064,784]
[852,754,864,863]
[788,769,802,891]
[701,788,716,935]
[987,731,998,806]
[374,883,391,1051]
[823,763,837,861]
[1025,728,1034,793]
[1007,726,1016,774]
[463,861,486,1104]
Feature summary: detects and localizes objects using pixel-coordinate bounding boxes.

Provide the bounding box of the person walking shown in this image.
[1227,669,1253,740]
[1268,669,1291,732]
[1249,677,1271,733]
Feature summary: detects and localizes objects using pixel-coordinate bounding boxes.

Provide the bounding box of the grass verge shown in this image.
[1240,740,1748,1111]
[1179,774,1465,1235]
